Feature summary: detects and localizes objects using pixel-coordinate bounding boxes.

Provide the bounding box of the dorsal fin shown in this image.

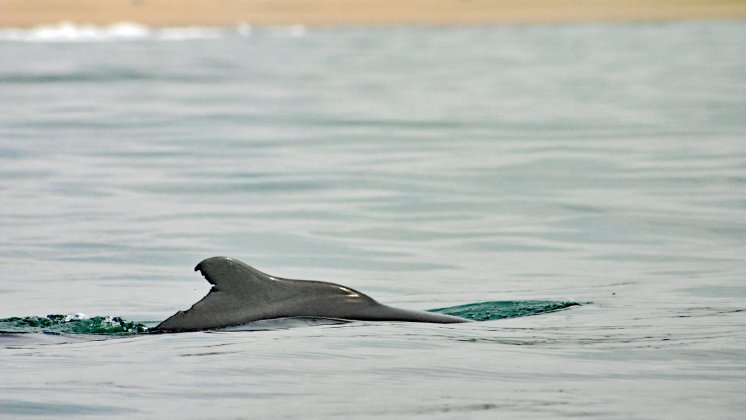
[194,256,363,302]
[195,256,280,295]
[155,257,468,331]
[156,257,371,331]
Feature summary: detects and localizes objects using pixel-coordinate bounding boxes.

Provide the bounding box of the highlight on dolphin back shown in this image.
[155,256,468,332]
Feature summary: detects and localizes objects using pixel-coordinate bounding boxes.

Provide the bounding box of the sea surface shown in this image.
[1,21,745,418]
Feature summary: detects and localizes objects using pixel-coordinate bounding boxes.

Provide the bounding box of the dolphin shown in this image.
[155,256,468,331]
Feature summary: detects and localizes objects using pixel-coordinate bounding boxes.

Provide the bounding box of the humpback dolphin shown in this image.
[156,256,468,332]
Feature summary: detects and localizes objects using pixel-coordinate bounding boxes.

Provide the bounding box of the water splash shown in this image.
[0,301,579,335]
[0,314,150,335]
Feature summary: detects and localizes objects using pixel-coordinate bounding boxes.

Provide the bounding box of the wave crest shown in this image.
[0,22,298,42]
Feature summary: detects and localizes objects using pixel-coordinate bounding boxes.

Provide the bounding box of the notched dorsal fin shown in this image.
[195,256,277,292]
[155,257,287,331]
[155,256,466,332]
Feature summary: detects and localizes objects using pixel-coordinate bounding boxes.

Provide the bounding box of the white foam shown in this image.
[64,313,89,321]
[0,21,236,42]
[0,22,152,42]
[0,22,311,42]
[156,26,224,41]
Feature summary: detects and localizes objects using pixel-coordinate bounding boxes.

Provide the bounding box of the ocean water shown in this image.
[1,21,745,418]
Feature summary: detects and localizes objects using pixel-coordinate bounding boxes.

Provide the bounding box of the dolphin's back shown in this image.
[156,257,465,331]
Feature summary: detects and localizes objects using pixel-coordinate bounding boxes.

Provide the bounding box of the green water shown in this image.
[0,301,578,334]
[429,300,579,321]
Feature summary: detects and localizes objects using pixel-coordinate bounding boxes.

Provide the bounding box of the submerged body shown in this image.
[156,257,467,332]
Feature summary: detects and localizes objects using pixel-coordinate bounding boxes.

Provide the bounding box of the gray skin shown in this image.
[156,256,467,332]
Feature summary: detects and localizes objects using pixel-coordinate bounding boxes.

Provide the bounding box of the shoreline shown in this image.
[2,0,745,28]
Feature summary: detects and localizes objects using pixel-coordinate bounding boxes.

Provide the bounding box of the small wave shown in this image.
[0,21,254,42]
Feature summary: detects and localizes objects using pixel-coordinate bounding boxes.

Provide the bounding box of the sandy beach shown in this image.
[2,0,745,27]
